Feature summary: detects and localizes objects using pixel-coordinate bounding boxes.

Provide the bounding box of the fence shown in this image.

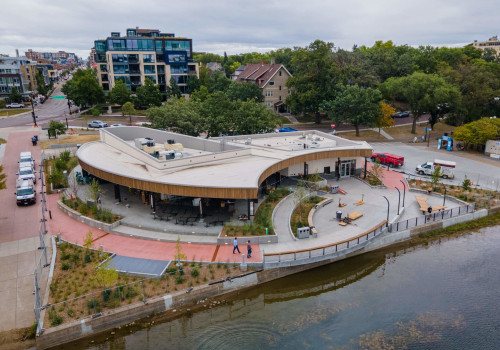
[403,170,500,192]
[34,157,51,335]
[389,203,475,233]
[263,221,387,266]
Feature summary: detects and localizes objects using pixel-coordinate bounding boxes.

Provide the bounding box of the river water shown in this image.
[65,227,500,350]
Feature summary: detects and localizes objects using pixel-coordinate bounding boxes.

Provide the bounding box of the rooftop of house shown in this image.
[236,63,290,88]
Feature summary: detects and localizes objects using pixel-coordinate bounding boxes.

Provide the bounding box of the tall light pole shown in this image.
[443,186,447,206]
[382,196,390,227]
[30,95,37,127]
[399,179,406,207]
[395,187,401,215]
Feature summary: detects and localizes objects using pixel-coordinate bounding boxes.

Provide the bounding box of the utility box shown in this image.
[330,185,339,194]
[297,227,310,239]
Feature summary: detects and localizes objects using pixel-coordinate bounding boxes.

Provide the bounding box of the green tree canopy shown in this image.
[48,120,66,138]
[122,101,136,125]
[381,72,461,133]
[9,87,22,103]
[61,69,105,107]
[207,70,231,93]
[323,84,382,136]
[286,40,339,123]
[36,68,48,96]
[147,98,201,136]
[453,117,500,147]
[167,77,182,100]
[226,81,263,102]
[232,99,278,134]
[198,91,233,137]
[134,78,162,109]
[186,75,201,94]
[109,80,131,106]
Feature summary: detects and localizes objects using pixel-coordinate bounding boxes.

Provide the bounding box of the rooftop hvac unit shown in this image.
[146,140,155,147]
[167,139,175,144]
[134,138,149,149]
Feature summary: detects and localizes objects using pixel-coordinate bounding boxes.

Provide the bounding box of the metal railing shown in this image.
[389,203,475,233]
[34,157,51,335]
[263,221,387,266]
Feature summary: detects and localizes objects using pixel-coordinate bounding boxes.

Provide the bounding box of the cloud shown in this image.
[0,0,497,59]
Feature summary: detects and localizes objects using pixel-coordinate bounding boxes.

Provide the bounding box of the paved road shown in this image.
[371,141,500,190]
[0,81,78,129]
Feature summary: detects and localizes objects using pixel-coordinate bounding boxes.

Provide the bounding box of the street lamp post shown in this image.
[30,96,37,127]
[382,196,390,227]
[399,179,406,207]
[395,187,401,215]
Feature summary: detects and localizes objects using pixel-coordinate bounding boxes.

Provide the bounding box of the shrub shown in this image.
[25,322,37,339]
[125,286,138,299]
[87,299,101,313]
[175,276,184,284]
[49,307,63,326]
[191,268,199,277]
[59,150,71,163]
[102,289,111,302]
[61,262,70,270]
[61,252,71,260]
[0,99,6,108]
[78,203,88,215]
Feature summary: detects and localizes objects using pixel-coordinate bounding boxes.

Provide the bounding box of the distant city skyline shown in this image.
[1,0,497,59]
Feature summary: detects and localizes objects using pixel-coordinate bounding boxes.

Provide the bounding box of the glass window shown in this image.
[115,76,131,85]
[126,39,138,50]
[279,85,282,90]
[127,30,136,36]
[269,81,275,86]
[95,41,106,52]
[143,54,155,63]
[170,65,188,74]
[279,71,282,76]
[113,65,129,74]
[144,65,156,74]
[112,54,128,63]
[128,54,139,63]
[155,41,163,52]
[157,65,165,74]
[100,64,107,72]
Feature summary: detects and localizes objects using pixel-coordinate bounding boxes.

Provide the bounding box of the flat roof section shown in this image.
[77,128,373,199]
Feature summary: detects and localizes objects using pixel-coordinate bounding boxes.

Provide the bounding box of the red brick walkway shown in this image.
[0,130,42,243]
[365,162,406,190]
[46,194,261,263]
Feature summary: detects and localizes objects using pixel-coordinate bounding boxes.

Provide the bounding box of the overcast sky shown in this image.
[1,0,497,60]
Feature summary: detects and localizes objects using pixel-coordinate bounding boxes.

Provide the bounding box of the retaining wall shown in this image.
[57,200,121,233]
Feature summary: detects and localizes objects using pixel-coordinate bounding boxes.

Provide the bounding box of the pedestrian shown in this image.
[233,237,240,254]
[247,240,252,259]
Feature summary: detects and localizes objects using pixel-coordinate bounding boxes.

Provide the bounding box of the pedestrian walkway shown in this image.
[370,128,394,140]
[45,193,261,264]
[271,193,296,243]
[365,161,406,190]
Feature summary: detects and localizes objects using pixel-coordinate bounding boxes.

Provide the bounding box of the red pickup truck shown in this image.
[371,153,404,168]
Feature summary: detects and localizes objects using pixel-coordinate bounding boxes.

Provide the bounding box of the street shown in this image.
[0,81,78,129]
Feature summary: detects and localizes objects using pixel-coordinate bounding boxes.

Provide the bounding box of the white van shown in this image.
[19,151,35,170]
[17,165,36,184]
[15,179,36,206]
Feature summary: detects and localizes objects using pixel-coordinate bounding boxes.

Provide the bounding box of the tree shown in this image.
[323,84,382,136]
[9,87,22,103]
[431,165,443,190]
[232,99,278,134]
[374,102,395,134]
[462,176,472,191]
[207,70,231,93]
[381,72,461,133]
[147,98,201,136]
[174,236,187,268]
[61,69,104,107]
[134,78,162,109]
[109,80,130,106]
[293,181,309,227]
[198,91,233,137]
[94,258,118,288]
[190,86,210,102]
[83,229,94,250]
[48,120,66,139]
[226,81,264,102]
[0,165,6,190]
[482,48,498,63]
[186,75,201,95]
[167,78,182,100]
[286,40,339,123]
[453,117,500,148]
[89,178,103,208]
[35,68,48,96]
[122,101,136,126]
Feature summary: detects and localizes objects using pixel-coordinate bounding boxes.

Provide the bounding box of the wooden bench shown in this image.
[347,212,363,220]
[414,195,447,213]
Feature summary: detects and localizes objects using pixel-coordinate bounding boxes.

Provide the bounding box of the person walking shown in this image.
[247,240,252,259]
[233,237,241,254]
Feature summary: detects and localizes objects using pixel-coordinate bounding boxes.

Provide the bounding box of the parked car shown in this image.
[6,103,25,108]
[17,166,36,184]
[88,120,108,128]
[371,153,405,168]
[279,127,298,132]
[391,111,410,118]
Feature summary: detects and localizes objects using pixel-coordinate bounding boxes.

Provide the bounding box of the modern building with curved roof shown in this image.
[77,127,372,210]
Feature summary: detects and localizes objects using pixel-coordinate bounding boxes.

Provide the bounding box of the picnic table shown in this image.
[414,195,446,213]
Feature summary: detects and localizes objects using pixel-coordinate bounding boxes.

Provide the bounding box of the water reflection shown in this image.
[61,227,500,350]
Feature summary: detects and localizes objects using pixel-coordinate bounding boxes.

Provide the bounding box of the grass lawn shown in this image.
[338,129,388,141]
[0,108,31,117]
[45,241,250,328]
[39,134,99,149]
[383,122,456,140]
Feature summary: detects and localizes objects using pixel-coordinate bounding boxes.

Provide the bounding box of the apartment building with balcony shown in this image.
[93,28,199,95]
[0,55,37,99]
[25,50,80,65]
